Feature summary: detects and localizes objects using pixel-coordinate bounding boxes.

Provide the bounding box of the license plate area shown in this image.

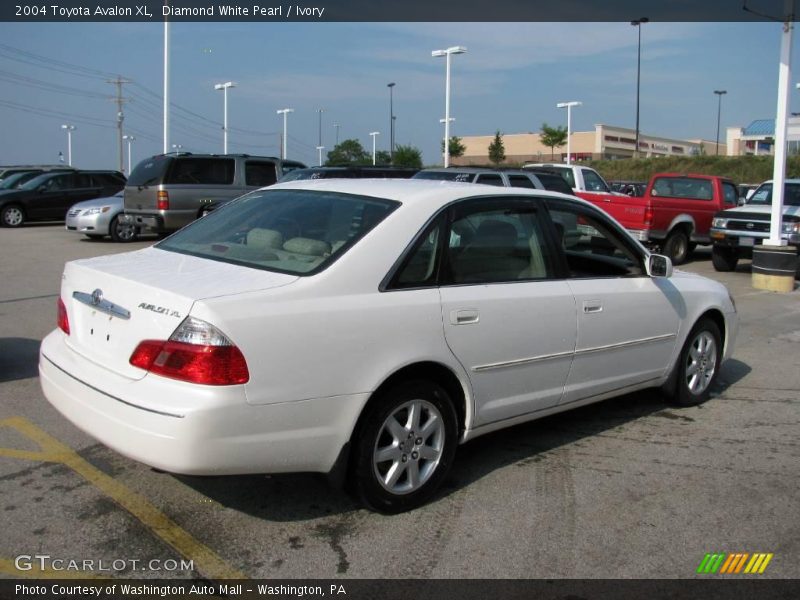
[740,237,755,247]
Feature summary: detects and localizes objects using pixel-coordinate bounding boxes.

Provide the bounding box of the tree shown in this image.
[540,123,568,160]
[325,139,370,166]
[392,144,423,168]
[488,131,506,165]
[440,136,466,159]
[375,150,392,165]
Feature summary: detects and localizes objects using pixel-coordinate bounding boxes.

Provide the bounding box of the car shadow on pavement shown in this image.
[174,359,751,521]
[0,337,41,382]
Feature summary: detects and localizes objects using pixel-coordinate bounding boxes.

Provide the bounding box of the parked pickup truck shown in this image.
[709,179,800,273]
[523,163,625,204]
[577,173,739,264]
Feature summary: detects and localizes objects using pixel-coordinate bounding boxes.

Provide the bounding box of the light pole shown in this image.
[432,46,467,168]
[556,101,582,164]
[171,143,183,151]
[369,131,380,165]
[333,123,340,146]
[714,90,727,156]
[163,13,169,153]
[316,145,325,166]
[387,82,395,161]
[214,81,235,154]
[318,108,324,149]
[277,108,294,159]
[631,17,649,158]
[61,124,75,166]
[123,134,135,173]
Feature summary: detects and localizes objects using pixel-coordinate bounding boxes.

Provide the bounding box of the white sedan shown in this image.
[39,179,738,513]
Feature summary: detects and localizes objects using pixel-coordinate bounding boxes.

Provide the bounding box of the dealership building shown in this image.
[453,124,723,165]
[726,117,800,156]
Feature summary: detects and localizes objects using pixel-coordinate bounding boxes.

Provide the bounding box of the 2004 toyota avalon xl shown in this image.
[39,179,738,513]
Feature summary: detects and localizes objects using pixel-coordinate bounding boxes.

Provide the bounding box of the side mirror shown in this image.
[647,254,673,278]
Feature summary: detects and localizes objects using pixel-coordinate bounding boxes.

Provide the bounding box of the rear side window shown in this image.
[652,177,714,200]
[508,175,536,189]
[245,161,278,187]
[535,173,574,195]
[127,156,172,186]
[165,158,235,185]
[475,174,504,186]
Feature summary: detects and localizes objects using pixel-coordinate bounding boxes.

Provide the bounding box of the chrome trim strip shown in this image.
[72,290,131,320]
[473,350,574,372]
[43,354,184,419]
[471,333,676,373]
[574,333,677,357]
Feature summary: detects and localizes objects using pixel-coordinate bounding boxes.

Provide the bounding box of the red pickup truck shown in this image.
[582,173,740,264]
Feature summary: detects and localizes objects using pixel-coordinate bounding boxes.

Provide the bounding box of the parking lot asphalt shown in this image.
[1,224,798,580]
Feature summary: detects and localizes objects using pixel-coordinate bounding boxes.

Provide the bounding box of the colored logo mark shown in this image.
[697,553,773,574]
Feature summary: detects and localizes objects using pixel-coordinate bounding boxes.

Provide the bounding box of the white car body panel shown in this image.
[40,179,738,477]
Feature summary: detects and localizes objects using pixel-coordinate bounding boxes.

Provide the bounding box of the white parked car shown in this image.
[40,180,738,513]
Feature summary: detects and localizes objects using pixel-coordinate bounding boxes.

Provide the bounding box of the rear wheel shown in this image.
[109,215,139,243]
[670,319,722,407]
[662,229,690,265]
[711,245,738,272]
[351,380,458,513]
[1,204,25,227]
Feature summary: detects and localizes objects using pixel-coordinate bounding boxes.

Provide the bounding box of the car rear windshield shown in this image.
[127,156,172,187]
[156,189,400,275]
[748,183,800,207]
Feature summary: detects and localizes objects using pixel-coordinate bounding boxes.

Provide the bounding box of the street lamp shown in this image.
[122,134,135,174]
[318,108,324,148]
[333,123,340,146]
[714,90,727,156]
[171,143,183,151]
[316,145,325,166]
[369,131,380,165]
[61,124,75,166]
[214,81,235,154]
[277,108,294,159]
[387,82,395,161]
[556,101,582,165]
[432,45,467,167]
[631,17,649,158]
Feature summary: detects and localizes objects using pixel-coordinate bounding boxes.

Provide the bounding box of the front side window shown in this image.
[445,203,555,284]
[547,204,643,278]
[581,169,610,193]
[157,189,399,275]
[722,182,738,205]
[165,158,236,185]
[748,183,800,207]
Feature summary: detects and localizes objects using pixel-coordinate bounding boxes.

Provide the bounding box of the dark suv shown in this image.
[0,170,125,227]
[123,153,306,233]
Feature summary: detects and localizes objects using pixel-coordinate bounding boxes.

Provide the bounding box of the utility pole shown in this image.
[107,76,131,172]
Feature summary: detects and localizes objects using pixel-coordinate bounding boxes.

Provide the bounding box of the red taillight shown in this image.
[129,339,249,385]
[644,207,654,226]
[57,298,70,335]
[156,190,170,210]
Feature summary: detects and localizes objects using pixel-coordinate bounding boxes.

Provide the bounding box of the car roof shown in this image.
[270,178,580,210]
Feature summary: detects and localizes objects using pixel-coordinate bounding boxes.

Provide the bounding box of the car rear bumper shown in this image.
[39,330,365,476]
[121,209,195,232]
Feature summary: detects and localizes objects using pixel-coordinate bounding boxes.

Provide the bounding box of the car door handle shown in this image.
[450,309,480,325]
[583,300,603,314]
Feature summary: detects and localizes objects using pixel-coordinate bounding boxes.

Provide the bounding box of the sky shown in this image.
[1,20,799,170]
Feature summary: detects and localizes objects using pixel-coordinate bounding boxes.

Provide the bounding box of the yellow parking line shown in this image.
[0,559,106,579]
[0,417,245,580]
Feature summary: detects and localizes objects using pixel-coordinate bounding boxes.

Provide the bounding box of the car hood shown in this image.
[60,247,300,379]
[716,204,800,219]
[69,194,124,210]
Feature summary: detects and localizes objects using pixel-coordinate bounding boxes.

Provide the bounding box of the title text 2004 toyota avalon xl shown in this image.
[40,180,738,513]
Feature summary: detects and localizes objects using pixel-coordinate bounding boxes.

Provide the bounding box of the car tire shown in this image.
[662,229,690,265]
[109,215,139,243]
[669,318,722,407]
[351,380,458,513]
[711,245,738,272]
[1,204,25,227]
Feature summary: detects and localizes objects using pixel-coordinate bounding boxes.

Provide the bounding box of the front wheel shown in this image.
[711,245,738,272]
[109,215,139,243]
[671,319,722,407]
[662,230,690,265]
[1,204,25,227]
[351,380,458,513]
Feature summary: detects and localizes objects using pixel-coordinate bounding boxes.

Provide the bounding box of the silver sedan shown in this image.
[65,193,139,242]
